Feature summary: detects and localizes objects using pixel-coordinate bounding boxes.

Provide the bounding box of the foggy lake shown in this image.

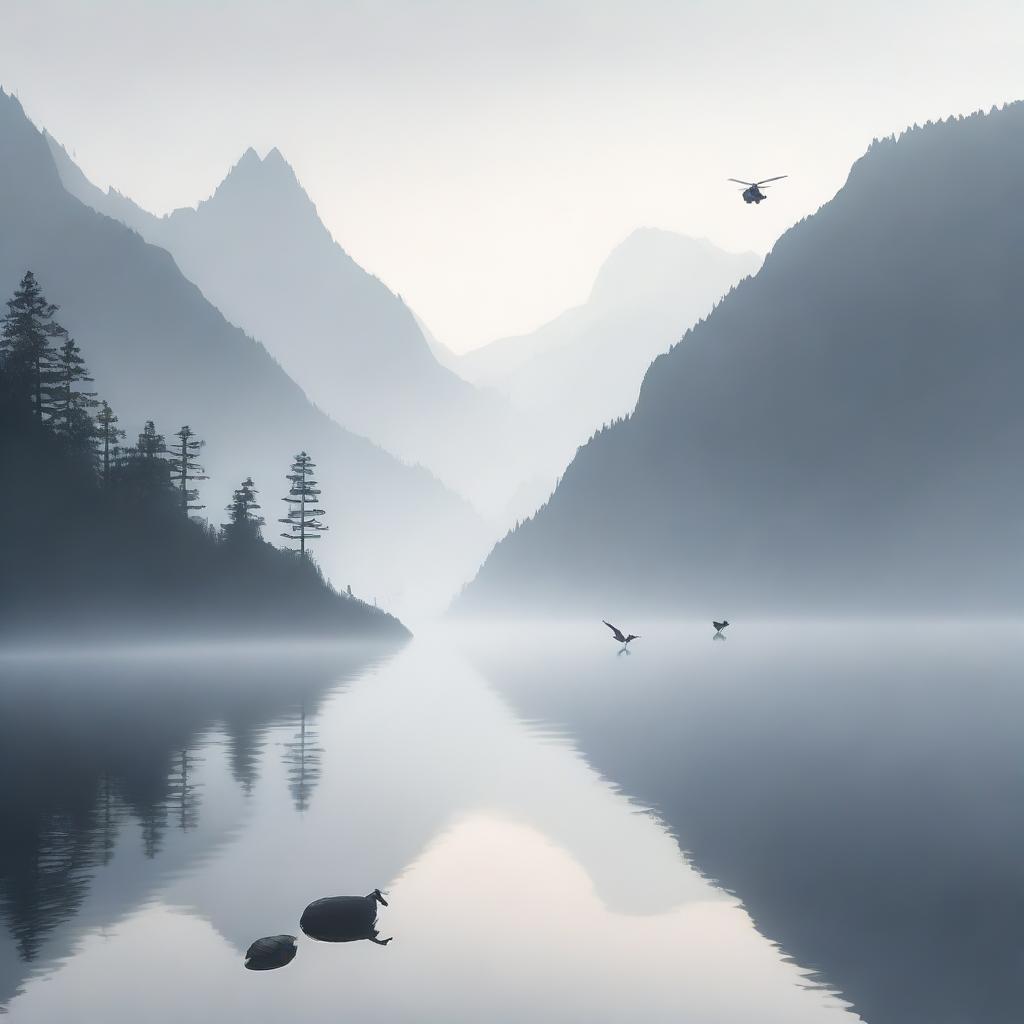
[1,622,1020,1023]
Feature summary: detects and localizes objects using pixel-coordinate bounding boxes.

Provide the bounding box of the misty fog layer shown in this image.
[457,103,1024,617]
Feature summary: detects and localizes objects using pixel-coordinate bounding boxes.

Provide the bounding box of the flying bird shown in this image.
[713,620,729,635]
[603,620,640,647]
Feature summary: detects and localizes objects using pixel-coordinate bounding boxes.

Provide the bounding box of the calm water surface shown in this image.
[1,623,1019,1022]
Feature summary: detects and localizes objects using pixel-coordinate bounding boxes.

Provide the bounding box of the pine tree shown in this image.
[222,476,265,543]
[52,335,98,456]
[120,420,172,498]
[94,401,126,483]
[134,421,167,458]
[279,451,328,557]
[167,425,207,516]
[0,271,63,423]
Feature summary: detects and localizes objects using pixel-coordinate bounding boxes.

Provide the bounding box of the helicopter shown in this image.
[728,176,787,204]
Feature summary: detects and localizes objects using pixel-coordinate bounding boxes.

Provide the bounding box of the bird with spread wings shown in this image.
[603,620,640,647]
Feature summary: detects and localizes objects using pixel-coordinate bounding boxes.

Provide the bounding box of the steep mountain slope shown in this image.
[455,230,760,480]
[411,310,463,372]
[1,91,489,617]
[46,137,530,515]
[455,104,1024,616]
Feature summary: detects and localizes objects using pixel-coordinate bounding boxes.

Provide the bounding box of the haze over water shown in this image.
[1,622,1018,1023]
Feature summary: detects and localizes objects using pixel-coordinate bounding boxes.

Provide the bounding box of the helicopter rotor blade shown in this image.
[727,178,755,186]
[754,176,788,185]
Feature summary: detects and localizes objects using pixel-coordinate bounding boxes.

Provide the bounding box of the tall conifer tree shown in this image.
[222,477,264,543]
[95,401,126,482]
[168,425,207,516]
[0,271,63,423]
[279,451,327,558]
[122,420,172,498]
[52,335,98,455]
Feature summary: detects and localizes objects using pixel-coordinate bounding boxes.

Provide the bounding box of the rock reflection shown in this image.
[299,891,392,946]
[0,641,400,1007]
[244,934,298,971]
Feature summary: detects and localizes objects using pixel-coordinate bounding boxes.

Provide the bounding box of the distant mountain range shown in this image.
[45,134,531,517]
[456,103,1024,616]
[452,229,760,486]
[0,89,489,617]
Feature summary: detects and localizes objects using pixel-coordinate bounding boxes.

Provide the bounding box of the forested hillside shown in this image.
[0,271,407,641]
[456,104,1024,617]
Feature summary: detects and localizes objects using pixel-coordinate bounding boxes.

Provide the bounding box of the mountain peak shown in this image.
[0,88,65,205]
[588,228,760,308]
[235,145,261,169]
[0,87,31,136]
[209,145,303,207]
[225,145,295,180]
[263,146,288,167]
[186,144,311,231]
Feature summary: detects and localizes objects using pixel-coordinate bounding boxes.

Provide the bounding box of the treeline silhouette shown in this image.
[0,270,406,640]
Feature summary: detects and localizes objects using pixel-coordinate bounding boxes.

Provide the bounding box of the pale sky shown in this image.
[2,0,1022,351]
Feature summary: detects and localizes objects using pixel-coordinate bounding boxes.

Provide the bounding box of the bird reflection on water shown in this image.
[603,620,640,652]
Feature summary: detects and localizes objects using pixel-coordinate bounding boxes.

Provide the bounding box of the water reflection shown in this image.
[464,621,1024,1024]
[282,703,324,812]
[0,635,855,1023]
[244,934,298,971]
[0,641,401,1006]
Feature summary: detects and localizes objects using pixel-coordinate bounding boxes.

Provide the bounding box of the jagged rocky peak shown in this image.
[219,145,300,189]
[194,143,316,226]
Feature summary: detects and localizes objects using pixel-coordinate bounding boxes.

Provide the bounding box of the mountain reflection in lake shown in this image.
[464,620,1024,1024]
[0,634,855,1023]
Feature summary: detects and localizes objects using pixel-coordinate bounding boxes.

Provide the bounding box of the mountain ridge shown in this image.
[44,132,537,516]
[455,101,1024,617]
[2,89,489,617]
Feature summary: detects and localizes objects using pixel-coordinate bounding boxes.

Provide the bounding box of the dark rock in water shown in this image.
[300,891,392,945]
[244,934,298,971]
